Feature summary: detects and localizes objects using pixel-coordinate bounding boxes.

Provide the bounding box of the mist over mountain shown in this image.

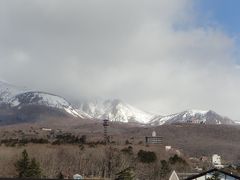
[0,81,236,126]
[1,1,240,179]
[75,98,155,124]
[1,0,240,122]
[149,109,235,125]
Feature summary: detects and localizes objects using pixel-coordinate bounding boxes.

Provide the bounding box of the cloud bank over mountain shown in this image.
[0,0,240,119]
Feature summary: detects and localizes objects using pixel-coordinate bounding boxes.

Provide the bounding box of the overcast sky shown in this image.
[0,0,240,119]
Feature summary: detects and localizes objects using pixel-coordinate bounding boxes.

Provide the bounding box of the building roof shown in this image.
[169,170,180,180]
[185,168,240,180]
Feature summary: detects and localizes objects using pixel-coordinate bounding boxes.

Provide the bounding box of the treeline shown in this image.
[0,138,49,146]
[52,134,87,145]
[0,143,192,179]
[0,133,108,146]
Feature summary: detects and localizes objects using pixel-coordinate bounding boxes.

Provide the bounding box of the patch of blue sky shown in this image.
[195,0,240,64]
[196,0,240,34]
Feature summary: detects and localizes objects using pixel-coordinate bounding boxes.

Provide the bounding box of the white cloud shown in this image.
[12,50,30,63]
[0,0,240,119]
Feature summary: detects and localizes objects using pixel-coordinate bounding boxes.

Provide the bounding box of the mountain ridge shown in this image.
[0,81,86,119]
[0,81,237,125]
[149,109,235,125]
[75,99,155,124]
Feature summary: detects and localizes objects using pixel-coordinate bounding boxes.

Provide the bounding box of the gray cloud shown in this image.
[0,0,240,119]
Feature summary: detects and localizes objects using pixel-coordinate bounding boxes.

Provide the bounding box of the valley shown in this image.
[0,121,240,179]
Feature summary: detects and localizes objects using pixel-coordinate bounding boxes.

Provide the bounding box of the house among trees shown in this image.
[212,154,224,169]
[180,168,240,180]
[169,170,179,180]
[41,127,52,131]
[145,131,163,144]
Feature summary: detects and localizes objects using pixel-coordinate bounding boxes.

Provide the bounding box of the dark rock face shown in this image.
[13,92,43,105]
[0,105,70,125]
[205,110,235,124]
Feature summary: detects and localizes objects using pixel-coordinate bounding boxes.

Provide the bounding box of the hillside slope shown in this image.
[0,81,88,124]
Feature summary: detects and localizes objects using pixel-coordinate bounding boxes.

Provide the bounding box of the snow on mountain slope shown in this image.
[149,109,235,125]
[0,81,237,125]
[9,91,85,118]
[0,81,26,103]
[0,81,85,118]
[76,99,155,124]
[77,101,236,125]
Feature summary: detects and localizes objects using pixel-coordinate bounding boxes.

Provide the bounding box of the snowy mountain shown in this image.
[0,81,26,102]
[149,109,235,125]
[9,91,86,118]
[76,99,155,124]
[77,99,236,125]
[0,81,237,125]
[0,81,85,118]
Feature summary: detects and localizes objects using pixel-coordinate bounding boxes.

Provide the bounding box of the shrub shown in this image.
[15,149,42,178]
[125,140,131,145]
[137,150,157,163]
[169,154,187,165]
[28,158,41,178]
[160,160,171,178]
[15,149,30,177]
[57,172,64,179]
[115,167,135,180]
[79,135,87,144]
[121,146,133,155]
[54,133,87,144]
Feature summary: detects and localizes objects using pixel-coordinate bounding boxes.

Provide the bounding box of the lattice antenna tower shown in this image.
[103,119,109,143]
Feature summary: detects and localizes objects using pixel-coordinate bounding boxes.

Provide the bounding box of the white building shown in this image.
[41,128,52,131]
[165,146,172,151]
[212,154,224,168]
[212,154,221,165]
[152,131,156,137]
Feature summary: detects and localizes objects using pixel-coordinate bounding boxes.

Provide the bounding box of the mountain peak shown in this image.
[76,99,155,124]
[0,81,237,125]
[150,109,235,125]
[184,109,209,114]
[0,82,88,119]
[0,81,26,102]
